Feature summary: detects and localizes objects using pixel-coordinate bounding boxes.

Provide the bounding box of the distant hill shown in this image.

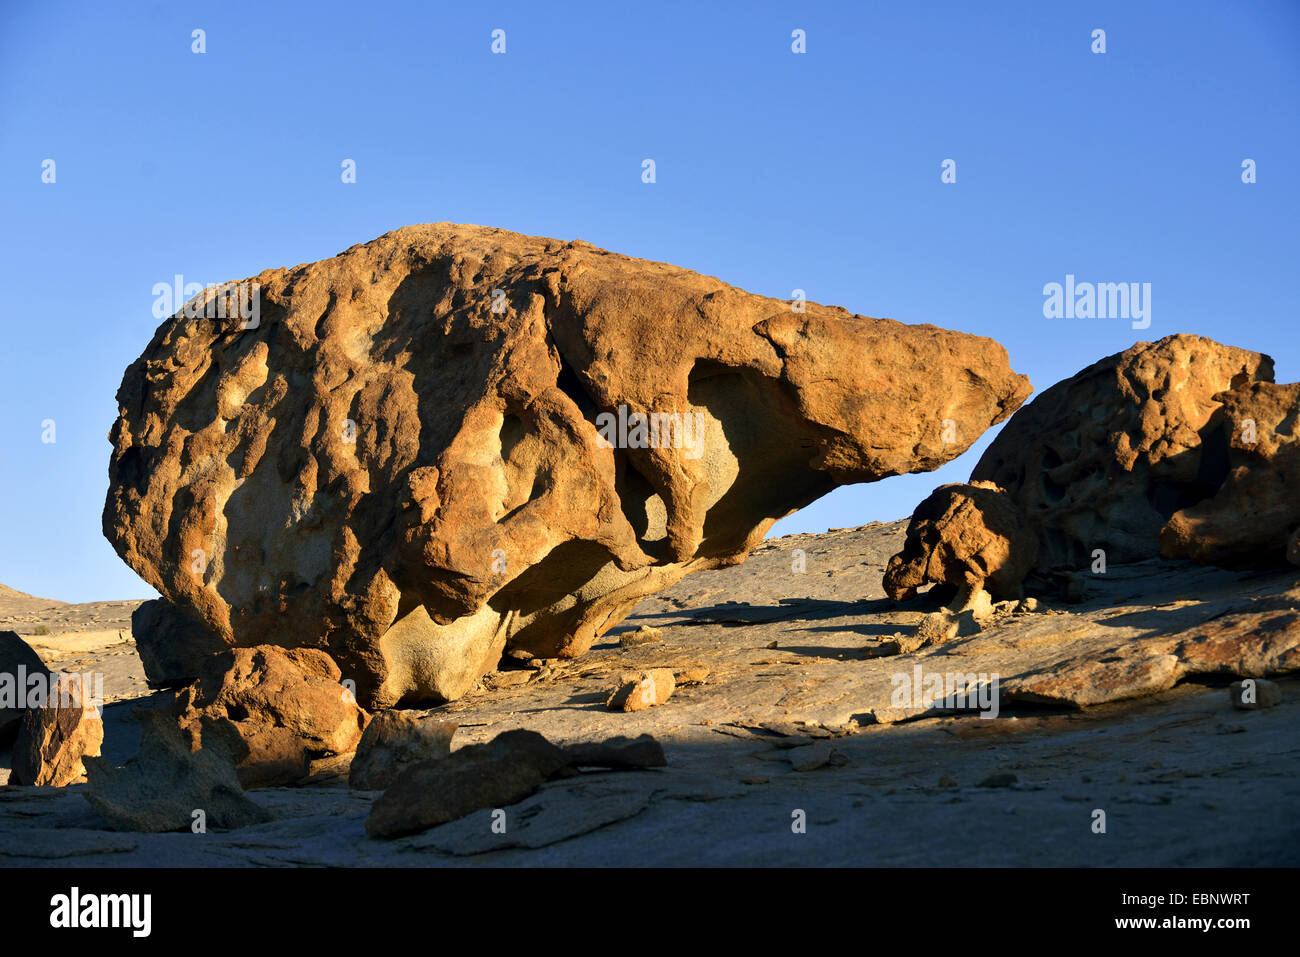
[0,583,140,636]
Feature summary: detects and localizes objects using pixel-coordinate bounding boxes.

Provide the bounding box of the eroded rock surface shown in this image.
[9,673,103,786]
[173,645,368,788]
[971,334,1270,569]
[84,709,270,832]
[104,223,1030,707]
[882,481,1036,604]
[1160,381,1300,567]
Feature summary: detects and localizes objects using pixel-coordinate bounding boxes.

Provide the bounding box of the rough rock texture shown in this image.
[131,598,227,687]
[366,728,570,838]
[103,224,1031,708]
[348,710,457,790]
[883,481,1036,603]
[84,709,270,832]
[972,335,1271,569]
[173,645,368,788]
[0,630,52,742]
[606,669,676,711]
[1160,381,1300,567]
[9,674,103,786]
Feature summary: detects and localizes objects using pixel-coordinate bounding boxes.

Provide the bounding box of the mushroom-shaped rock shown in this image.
[104,223,1031,707]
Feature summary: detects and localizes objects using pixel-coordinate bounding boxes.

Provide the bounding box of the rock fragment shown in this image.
[173,646,369,788]
[366,729,569,839]
[606,669,676,712]
[0,631,52,742]
[129,598,226,688]
[619,626,663,648]
[83,710,270,832]
[9,673,103,787]
[563,734,667,770]
[348,711,458,790]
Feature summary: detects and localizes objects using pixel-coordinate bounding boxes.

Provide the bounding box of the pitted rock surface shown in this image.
[104,224,1029,707]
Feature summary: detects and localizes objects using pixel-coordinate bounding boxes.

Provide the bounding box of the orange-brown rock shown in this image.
[173,645,368,788]
[972,335,1271,569]
[883,481,1036,602]
[1159,381,1300,567]
[104,223,1030,707]
[10,673,104,787]
[606,668,676,712]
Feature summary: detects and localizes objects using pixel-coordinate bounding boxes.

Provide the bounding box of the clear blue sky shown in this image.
[1,1,1297,602]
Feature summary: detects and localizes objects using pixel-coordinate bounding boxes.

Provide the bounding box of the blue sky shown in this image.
[1,1,1297,602]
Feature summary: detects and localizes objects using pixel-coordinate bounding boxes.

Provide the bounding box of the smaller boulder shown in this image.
[606,669,676,712]
[619,626,663,649]
[84,710,270,832]
[883,481,1037,606]
[10,673,103,787]
[173,645,369,788]
[366,729,569,839]
[130,598,227,688]
[349,711,458,790]
[1229,678,1281,710]
[0,631,53,743]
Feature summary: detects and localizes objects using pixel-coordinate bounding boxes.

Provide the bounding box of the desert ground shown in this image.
[3,521,1296,867]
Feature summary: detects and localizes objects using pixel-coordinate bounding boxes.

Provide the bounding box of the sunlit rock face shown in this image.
[105,223,1030,707]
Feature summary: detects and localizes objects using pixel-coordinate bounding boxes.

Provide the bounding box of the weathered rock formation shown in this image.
[882,481,1036,604]
[970,335,1275,570]
[887,335,1300,600]
[84,710,270,832]
[173,645,368,788]
[0,631,52,742]
[9,673,103,787]
[1159,381,1300,567]
[349,710,457,790]
[105,223,1030,707]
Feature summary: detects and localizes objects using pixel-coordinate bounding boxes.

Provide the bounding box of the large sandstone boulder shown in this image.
[971,335,1271,569]
[1159,381,1300,566]
[104,223,1030,707]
